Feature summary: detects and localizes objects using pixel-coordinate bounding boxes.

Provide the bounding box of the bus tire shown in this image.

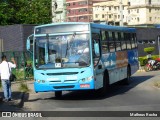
[55,91,62,98]
[123,66,131,85]
[98,71,109,96]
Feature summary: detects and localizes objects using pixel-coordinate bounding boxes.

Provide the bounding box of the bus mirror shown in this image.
[94,43,100,56]
[27,38,30,50]
[26,34,33,52]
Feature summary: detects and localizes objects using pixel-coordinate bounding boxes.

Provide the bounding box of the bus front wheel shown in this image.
[98,72,109,96]
[55,91,62,98]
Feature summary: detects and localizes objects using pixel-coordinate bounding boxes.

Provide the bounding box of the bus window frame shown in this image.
[100,30,109,54]
[108,31,116,52]
[92,32,101,67]
[114,31,122,51]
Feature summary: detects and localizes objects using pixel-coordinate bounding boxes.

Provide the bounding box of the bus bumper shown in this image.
[34,80,95,92]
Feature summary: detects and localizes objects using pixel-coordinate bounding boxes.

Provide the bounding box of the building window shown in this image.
[79,8,87,12]
[67,3,70,6]
[149,17,152,21]
[137,9,139,13]
[102,14,104,18]
[79,1,87,5]
[137,17,139,22]
[79,16,88,20]
[149,9,151,12]
[95,14,98,18]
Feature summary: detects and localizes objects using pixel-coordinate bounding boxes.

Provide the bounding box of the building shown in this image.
[92,0,160,27]
[52,0,67,22]
[93,0,128,26]
[128,0,160,27]
[65,0,108,22]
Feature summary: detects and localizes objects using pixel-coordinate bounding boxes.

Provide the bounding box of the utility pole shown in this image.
[119,0,123,26]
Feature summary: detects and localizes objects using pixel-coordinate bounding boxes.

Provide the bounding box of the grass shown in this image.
[154,81,160,88]
[19,82,30,93]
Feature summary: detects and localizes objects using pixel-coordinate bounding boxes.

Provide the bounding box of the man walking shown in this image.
[0,55,16,102]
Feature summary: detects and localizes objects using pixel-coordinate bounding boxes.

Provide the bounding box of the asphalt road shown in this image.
[23,71,160,113]
[1,71,160,120]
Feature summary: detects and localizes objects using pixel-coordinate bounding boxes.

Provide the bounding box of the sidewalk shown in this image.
[0,80,34,110]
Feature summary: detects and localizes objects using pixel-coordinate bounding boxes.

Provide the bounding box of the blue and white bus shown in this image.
[27,22,139,97]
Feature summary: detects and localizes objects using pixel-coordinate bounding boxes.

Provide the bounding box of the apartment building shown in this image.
[128,0,160,26]
[93,0,128,26]
[65,0,108,22]
[93,0,160,26]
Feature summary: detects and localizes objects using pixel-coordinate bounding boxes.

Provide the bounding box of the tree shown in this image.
[0,0,52,25]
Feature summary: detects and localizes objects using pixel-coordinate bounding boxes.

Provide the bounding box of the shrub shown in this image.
[138,55,160,66]
[19,82,30,93]
[144,47,155,54]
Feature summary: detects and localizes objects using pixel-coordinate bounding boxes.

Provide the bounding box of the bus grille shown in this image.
[47,72,78,76]
[53,85,74,89]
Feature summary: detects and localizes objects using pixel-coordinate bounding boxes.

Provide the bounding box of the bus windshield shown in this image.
[34,33,90,69]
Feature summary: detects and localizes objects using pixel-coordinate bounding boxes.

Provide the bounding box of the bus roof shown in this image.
[35,22,136,33]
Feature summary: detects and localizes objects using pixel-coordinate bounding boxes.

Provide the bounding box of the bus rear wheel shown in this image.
[55,91,62,98]
[123,66,131,85]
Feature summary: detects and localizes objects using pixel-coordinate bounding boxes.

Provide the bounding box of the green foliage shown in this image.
[144,47,155,54]
[19,82,30,93]
[0,0,52,25]
[139,55,159,66]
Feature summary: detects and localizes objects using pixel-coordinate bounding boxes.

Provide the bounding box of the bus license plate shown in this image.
[80,84,90,88]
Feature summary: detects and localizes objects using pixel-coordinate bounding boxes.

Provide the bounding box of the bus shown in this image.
[26,22,139,98]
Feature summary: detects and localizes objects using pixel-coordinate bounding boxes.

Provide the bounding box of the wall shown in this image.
[0,24,35,52]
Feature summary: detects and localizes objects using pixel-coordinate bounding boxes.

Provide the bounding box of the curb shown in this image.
[137,69,146,72]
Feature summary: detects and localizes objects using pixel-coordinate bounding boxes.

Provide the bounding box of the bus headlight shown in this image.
[86,76,93,81]
[37,80,41,83]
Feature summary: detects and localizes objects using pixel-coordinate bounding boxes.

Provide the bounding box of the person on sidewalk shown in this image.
[0,55,16,102]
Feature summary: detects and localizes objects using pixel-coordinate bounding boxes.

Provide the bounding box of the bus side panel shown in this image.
[128,49,139,75]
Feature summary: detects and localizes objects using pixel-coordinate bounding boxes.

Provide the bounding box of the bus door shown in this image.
[91,28,105,89]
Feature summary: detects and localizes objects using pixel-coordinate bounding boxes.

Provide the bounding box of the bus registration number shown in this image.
[80,84,90,88]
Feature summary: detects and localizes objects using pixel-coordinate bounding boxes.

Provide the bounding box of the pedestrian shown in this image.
[0,55,16,102]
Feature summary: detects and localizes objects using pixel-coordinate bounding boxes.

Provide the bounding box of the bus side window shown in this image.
[108,31,115,52]
[92,33,100,66]
[115,32,121,51]
[101,30,108,53]
[121,32,127,50]
[134,33,138,48]
[124,33,131,49]
[131,33,136,49]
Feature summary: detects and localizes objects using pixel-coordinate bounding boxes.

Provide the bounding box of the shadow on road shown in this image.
[0,91,26,111]
[26,75,154,102]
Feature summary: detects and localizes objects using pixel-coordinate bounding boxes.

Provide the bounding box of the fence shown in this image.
[0,51,33,80]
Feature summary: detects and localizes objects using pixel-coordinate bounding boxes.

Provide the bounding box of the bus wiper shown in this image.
[65,32,76,57]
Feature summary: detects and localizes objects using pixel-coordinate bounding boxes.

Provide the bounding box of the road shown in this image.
[1,71,160,120]
[23,71,160,113]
